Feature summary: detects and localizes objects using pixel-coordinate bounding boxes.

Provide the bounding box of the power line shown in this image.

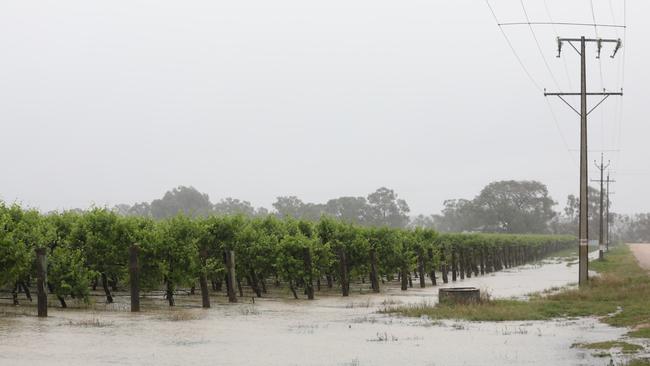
[519,0,562,90]
[485,0,543,92]
[543,0,573,91]
[545,98,577,165]
[589,0,600,38]
[485,0,575,165]
[498,21,624,28]
[608,0,621,37]
[518,0,576,164]
[589,0,606,153]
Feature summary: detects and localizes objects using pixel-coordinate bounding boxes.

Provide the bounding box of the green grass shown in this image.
[572,341,643,353]
[629,328,650,338]
[626,360,650,366]
[382,245,650,332]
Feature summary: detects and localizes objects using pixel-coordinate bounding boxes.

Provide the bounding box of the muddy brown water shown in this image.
[0,253,635,365]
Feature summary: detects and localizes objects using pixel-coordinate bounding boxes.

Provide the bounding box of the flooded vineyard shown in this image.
[0,254,627,366]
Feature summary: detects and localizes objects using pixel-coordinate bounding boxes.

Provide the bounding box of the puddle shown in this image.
[0,251,628,366]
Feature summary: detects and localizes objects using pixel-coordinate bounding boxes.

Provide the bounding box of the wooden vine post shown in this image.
[339,248,350,296]
[440,246,449,284]
[417,248,426,288]
[302,247,314,300]
[451,247,457,282]
[427,248,437,286]
[199,248,211,308]
[129,244,140,312]
[35,248,48,317]
[459,248,465,280]
[225,250,238,303]
[369,248,380,293]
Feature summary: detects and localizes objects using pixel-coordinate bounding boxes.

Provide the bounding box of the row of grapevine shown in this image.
[0,202,575,309]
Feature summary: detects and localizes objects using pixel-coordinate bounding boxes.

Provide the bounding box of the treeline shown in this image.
[1,201,574,308]
[612,213,650,243]
[111,181,606,235]
[113,186,410,228]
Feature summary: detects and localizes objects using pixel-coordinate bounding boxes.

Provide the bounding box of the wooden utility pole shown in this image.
[544,36,622,286]
[606,172,612,251]
[592,154,610,261]
[595,172,616,252]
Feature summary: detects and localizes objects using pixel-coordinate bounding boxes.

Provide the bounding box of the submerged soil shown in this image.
[0,253,625,366]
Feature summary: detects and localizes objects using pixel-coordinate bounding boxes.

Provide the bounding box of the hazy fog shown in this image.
[1,0,648,215]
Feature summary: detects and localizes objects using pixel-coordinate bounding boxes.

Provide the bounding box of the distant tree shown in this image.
[366,187,410,228]
[112,204,132,216]
[433,199,479,232]
[473,180,556,233]
[213,198,256,216]
[255,207,270,216]
[552,186,601,238]
[272,196,304,219]
[127,202,152,217]
[324,196,370,225]
[628,214,650,242]
[272,196,327,221]
[434,180,557,234]
[409,214,436,229]
[301,203,326,221]
[150,186,213,219]
[607,213,650,243]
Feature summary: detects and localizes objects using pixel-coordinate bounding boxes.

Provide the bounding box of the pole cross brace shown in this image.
[543,91,623,117]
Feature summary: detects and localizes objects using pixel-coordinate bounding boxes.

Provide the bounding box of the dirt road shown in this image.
[629,243,650,271]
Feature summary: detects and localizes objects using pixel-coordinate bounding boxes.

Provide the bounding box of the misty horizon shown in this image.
[2,0,648,216]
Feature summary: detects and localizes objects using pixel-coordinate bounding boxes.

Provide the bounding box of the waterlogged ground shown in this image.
[0,253,633,366]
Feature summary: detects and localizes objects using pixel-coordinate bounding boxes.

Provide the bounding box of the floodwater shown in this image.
[0,253,635,366]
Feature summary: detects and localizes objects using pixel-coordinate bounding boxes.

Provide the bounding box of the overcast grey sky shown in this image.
[1,0,648,215]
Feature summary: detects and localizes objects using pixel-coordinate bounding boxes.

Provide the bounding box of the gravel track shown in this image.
[629,243,650,271]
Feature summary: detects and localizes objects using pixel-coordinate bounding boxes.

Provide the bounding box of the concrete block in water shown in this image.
[438,287,480,305]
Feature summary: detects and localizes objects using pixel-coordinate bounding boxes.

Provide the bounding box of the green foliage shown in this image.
[0,203,53,288]
[155,215,200,290]
[1,200,576,307]
[71,208,132,279]
[0,227,32,287]
[276,233,315,287]
[48,247,94,303]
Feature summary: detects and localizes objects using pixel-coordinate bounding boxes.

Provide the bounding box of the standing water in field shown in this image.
[0,255,626,366]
